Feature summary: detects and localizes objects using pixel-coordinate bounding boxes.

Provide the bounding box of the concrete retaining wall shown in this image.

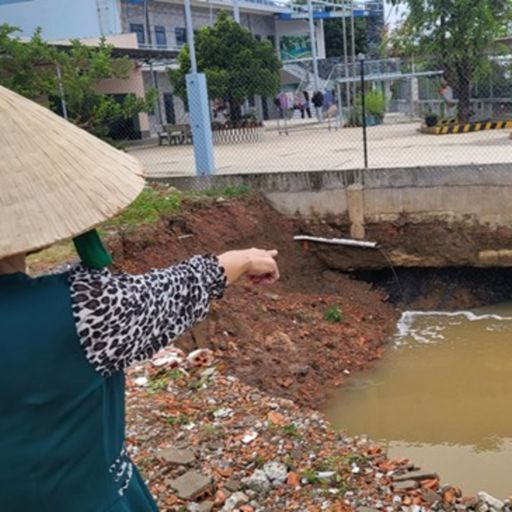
[153,163,512,222]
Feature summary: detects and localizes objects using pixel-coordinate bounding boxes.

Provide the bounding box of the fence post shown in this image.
[186,73,215,176]
[184,0,215,175]
[359,54,368,169]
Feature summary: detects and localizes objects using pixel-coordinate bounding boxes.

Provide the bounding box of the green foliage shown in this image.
[324,17,368,59]
[201,424,222,439]
[55,39,156,140]
[147,372,170,393]
[165,414,190,426]
[282,423,300,437]
[254,454,266,467]
[0,25,156,142]
[362,89,386,118]
[300,468,319,485]
[0,25,56,98]
[169,11,281,123]
[386,0,512,122]
[324,306,344,323]
[168,369,183,380]
[107,188,182,227]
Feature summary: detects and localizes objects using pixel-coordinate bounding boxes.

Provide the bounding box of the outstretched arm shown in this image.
[69,249,279,376]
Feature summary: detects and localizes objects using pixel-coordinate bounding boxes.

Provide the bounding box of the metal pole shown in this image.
[307,0,322,121]
[409,58,415,120]
[184,0,197,73]
[144,0,152,47]
[233,0,240,23]
[336,81,343,128]
[359,56,368,168]
[350,0,357,122]
[149,61,163,126]
[184,0,215,175]
[341,0,350,117]
[307,0,320,93]
[56,64,68,120]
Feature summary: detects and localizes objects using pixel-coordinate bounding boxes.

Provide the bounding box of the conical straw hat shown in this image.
[0,85,145,259]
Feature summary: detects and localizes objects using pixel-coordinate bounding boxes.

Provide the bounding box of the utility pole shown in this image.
[143,0,163,126]
[359,53,368,168]
[341,0,350,119]
[56,64,68,121]
[307,0,320,93]
[307,0,322,121]
[184,0,215,174]
[350,0,357,123]
[143,0,152,46]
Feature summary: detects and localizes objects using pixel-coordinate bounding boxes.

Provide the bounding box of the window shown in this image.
[255,34,261,41]
[155,26,167,48]
[175,27,186,47]
[129,23,145,45]
[267,35,275,48]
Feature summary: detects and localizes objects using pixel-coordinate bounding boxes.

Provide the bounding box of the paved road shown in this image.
[129,121,512,177]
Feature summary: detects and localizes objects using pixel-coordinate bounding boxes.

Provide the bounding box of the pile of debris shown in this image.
[126,351,509,512]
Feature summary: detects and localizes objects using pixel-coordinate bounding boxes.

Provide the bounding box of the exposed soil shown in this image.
[355,266,512,311]
[297,216,512,270]
[108,194,398,407]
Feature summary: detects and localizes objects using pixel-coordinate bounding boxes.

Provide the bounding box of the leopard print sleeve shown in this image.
[68,255,226,376]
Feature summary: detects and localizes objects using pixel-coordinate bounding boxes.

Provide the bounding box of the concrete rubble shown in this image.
[126,357,511,511]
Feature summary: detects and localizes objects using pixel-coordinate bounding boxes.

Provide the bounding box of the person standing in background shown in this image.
[294,92,305,119]
[312,90,324,122]
[439,79,457,119]
[303,91,312,119]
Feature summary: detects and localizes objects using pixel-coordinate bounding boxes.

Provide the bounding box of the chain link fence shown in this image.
[120,54,512,178]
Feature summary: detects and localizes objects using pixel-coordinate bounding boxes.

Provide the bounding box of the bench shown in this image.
[158,124,193,145]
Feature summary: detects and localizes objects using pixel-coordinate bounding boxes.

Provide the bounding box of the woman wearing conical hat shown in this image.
[0,86,279,511]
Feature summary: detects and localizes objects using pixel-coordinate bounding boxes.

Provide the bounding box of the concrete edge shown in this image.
[147,163,512,192]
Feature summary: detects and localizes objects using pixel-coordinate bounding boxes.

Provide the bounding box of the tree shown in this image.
[324,17,368,59]
[0,25,56,98]
[387,0,512,122]
[0,24,155,142]
[169,11,281,124]
[54,40,156,140]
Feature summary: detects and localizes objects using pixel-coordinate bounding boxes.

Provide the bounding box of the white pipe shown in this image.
[294,235,378,248]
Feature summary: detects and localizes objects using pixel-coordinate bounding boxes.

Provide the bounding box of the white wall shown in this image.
[0,0,122,40]
[120,0,277,48]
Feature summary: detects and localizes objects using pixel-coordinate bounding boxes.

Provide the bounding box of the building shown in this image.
[0,0,375,138]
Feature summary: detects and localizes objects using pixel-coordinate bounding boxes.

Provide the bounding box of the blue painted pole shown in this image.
[184,0,215,175]
[186,73,215,175]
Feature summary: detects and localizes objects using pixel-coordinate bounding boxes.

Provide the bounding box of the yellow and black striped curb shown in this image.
[421,120,512,134]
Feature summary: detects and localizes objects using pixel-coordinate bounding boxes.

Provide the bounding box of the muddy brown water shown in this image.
[325,303,512,498]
